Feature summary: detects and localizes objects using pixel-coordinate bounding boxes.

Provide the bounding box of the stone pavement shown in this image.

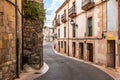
[54,48,120,80]
[15,62,49,80]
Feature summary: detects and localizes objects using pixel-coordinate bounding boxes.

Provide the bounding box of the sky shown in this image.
[44,0,65,27]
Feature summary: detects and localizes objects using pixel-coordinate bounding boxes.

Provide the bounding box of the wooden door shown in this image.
[118,0,120,39]
[72,42,76,57]
[88,43,93,62]
[89,44,93,62]
[64,41,66,53]
[107,40,115,68]
[119,44,120,67]
[79,43,84,59]
[58,41,60,52]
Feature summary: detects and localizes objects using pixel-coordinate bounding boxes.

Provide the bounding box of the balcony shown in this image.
[68,6,76,18]
[61,14,67,23]
[56,19,60,26]
[81,0,95,11]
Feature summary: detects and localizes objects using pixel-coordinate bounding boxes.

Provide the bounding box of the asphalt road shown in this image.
[35,42,114,80]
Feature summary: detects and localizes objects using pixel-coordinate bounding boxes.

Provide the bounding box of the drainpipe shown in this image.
[21,0,24,70]
[15,0,19,78]
[68,1,69,56]
[5,0,19,78]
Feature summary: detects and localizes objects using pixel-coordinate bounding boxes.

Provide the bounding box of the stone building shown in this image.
[0,0,22,79]
[53,0,120,71]
[0,0,44,79]
[43,27,54,43]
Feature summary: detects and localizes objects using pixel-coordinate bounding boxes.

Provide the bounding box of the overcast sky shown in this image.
[44,0,65,27]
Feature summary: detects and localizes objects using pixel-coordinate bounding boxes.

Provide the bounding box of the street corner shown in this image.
[16,62,49,80]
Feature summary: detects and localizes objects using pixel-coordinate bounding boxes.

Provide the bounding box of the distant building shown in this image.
[53,0,120,71]
[43,27,54,43]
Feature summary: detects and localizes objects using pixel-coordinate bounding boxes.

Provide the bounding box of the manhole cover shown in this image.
[34,72,41,74]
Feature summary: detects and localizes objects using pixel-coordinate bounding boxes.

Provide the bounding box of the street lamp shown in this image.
[70,19,78,27]
[70,19,75,25]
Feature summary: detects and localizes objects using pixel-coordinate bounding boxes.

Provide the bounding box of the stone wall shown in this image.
[0,0,22,80]
[23,20,43,69]
[23,0,44,70]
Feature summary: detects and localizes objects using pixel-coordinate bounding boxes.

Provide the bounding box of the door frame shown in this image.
[58,41,60,52]
[87,43,94,62]
[64,41,66,54]
[72,42,76,57]
[107,40,116,68]
[79,43,84,59]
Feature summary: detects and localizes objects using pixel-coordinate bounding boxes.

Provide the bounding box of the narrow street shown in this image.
[35,42,114,80]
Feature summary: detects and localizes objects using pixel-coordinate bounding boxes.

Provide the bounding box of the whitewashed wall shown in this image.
[107,0,117,31]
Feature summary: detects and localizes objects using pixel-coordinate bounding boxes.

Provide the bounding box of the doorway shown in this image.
[58,41,60,52]
[119,44,120,67]
[79,43,84,59]
[87,43,93,62]
[72,42,76,57]
[107,40,115,68]
[64,41,66,53]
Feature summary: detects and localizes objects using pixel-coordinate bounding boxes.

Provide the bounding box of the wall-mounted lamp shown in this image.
[102,31,106,38]
[70,19,78,28]
[70,19,75,25]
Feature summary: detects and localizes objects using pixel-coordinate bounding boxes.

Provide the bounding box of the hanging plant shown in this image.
[23,1,45,23]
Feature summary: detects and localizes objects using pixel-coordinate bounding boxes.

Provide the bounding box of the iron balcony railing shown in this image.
[68,6,76,18]
[82,0,95,10]
[61,13,67,23]
[56,19,60,26]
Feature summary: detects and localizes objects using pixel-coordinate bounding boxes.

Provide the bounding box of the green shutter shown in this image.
[89,0,92,3]
[88,17,92,36]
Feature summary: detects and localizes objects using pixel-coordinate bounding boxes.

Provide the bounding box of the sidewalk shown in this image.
[15,63,49,80]
[53,49,120,80]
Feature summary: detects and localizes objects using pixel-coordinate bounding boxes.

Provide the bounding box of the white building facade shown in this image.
[53,0,120,71]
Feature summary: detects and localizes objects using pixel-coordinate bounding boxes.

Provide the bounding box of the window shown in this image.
[61,41,63,48]
[58,29,60,37]
[73,1,75,6]
[64,27,66,38]
[88,17,92,36]
[58,15,60,19]
[73,25,76,37]
[90,0,93,3]
[64,9,66,15]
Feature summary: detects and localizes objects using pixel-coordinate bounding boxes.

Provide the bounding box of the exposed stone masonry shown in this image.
[23,20,43,69]
[0,0,22,80]
[0,0,17,80]
[0,0,44,79]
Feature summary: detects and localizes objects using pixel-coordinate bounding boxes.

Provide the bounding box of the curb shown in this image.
[15,62,49,80]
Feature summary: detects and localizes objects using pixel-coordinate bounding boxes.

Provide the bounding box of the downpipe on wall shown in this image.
[6,0,20,78]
